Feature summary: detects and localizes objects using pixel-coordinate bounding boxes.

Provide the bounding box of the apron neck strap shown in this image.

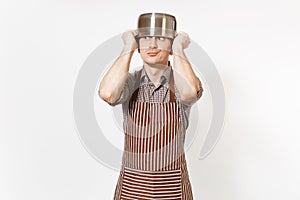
[169,70,175,102]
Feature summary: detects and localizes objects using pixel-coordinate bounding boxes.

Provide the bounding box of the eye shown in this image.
[157,37,165,41]
[144,36,151,40]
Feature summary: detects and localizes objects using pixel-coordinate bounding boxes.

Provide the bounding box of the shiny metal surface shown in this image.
[137,13,177,39]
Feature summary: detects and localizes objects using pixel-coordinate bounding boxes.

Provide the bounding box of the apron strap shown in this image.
[169,70,175,103]
[130,88,139,102]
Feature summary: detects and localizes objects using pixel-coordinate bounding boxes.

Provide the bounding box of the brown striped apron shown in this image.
[114,73,193,200]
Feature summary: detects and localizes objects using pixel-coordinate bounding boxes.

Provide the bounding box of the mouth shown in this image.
[147,51,159,57]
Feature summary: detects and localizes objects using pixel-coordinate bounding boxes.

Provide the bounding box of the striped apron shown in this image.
[114,73,193,200]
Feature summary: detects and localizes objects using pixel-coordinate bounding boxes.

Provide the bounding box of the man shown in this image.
[99,13,203,200]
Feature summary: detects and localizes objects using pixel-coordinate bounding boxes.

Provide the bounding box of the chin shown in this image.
[145,62,169,69]
[143,56,167,65]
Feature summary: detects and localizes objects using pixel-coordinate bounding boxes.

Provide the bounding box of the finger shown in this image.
[179,31,188,36]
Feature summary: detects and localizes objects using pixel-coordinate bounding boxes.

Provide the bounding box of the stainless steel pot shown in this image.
[137,13,177,39]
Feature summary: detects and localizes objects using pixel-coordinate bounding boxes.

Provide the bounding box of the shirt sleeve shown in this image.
[177,77,204,107]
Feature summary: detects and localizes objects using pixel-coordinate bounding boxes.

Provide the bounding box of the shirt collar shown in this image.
[140,66,172,87]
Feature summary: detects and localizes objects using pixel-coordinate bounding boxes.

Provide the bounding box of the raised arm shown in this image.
[98,30,138,105]
[172,31,203,104]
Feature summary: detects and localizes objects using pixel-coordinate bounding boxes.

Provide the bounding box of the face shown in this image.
[138,36,172,67]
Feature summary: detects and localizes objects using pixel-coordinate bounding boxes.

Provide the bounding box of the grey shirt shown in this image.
[111,66,203,130]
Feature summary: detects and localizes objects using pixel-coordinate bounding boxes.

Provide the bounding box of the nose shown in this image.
[149,37,158,48]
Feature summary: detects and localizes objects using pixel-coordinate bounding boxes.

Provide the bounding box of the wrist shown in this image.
[121,45,136,55]
[172,46,184,56]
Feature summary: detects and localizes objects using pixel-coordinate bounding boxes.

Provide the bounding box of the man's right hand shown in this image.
[122,30,138,53]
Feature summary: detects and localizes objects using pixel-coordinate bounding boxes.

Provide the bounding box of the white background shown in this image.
[1,0,300,199]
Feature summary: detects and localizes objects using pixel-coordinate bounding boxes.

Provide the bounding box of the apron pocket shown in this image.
[121,167,182,200]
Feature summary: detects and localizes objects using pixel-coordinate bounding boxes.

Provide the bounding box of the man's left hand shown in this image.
[172,31,191,54]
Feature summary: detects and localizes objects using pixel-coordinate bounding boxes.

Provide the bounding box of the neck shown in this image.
[143,62,169,87]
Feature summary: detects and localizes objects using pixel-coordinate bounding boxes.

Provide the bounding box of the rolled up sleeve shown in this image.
[176,77,204,107]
